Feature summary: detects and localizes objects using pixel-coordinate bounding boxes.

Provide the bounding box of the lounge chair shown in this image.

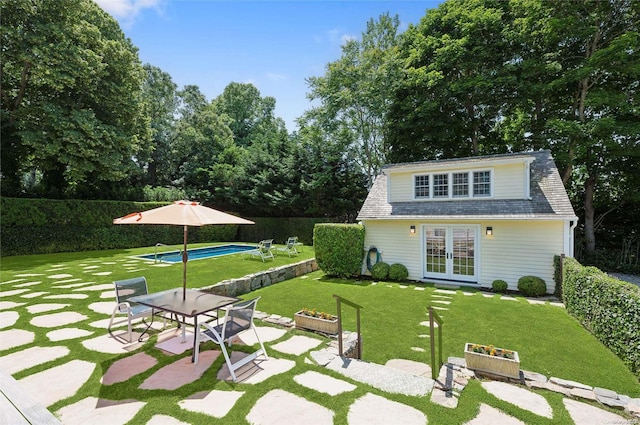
[108,277,163,343]
[276,236,299,257]
[194,297,268,381]
[242,239,274,262]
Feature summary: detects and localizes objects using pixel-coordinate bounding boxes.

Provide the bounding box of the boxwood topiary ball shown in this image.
[371,261,390,280]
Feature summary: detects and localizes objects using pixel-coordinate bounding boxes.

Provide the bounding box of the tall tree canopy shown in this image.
[1,0,150,198]
[306,13,402,188]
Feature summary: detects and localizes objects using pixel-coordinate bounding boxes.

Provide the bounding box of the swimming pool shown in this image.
[137,244,255,263]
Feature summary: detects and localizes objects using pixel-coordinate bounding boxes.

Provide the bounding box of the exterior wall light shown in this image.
[410,225,416,235]
[486,226,493,236]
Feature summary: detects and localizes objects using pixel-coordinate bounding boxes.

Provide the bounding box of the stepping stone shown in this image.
[231,326,287,345]
[549,377,592,391]
[27,303,69,314]
[325,356,434,396]
[462,292,475,296]
[309,350,338,366]
[0,345,69,374]
[431,306,448,311]
[0,329,35,350]
[464,403,526,425]
[348,393,427,425]
[19,359,95,407]
[550,302,565,307]
[88,301,117,315]
[74,283,113,291]
[411,347,426,352]
[1,278,26,284]
[246,389,334,425]
[14,274,44,277]
[56,397,145,425]
[52,278,82,284]
[431,294,452,299]
[294,370,357,395]
[82,332,146,354]
[435,289,457,294]
[271,335,323,355]
[0,311,19,328]
[147,415,190,425]
[431,387,459,408]
[481,294,494,298]
[14,281,42,287]
[500,296,518,301]
[385,359,432,378]
[179,390,244,418]
[56,282,95,289]
[527,299,546,305]
[432,300,451,305]
[47,274,73,279]
[0,301,26,310]
[21,292,48,298]
[30,311,87,328]
[414,287,425,291]
[0,289,29,297]
[102,352,158,385]
[419,321,438,328]
[481,381,553,418]
[140,350,220,390]
[217,352,295,384]
[44,294,88,300]
[47,327,93,341]
[563,398,629,424]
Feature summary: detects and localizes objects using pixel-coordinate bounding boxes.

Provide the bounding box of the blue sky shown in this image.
[95,0,442,132]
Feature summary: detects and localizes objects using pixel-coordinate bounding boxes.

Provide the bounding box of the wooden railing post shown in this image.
[429,306,443,380]
[333,294,364,359]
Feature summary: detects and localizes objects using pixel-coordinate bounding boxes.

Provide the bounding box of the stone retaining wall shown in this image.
[200,258,318,297]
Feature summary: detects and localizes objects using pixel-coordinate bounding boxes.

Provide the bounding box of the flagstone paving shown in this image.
[1,271,638,425]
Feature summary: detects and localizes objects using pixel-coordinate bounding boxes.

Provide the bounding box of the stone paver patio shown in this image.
[1,265,638,425]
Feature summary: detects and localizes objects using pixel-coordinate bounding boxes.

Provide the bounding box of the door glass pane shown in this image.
[452,228,475,276]
[425,228,446,274]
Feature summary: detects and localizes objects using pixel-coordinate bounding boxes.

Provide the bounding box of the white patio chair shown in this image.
[107,277,163,342]
[194,297,268,381]
[242,239,275,262]
[276,236,299,257]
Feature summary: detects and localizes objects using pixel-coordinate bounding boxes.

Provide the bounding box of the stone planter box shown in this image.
[464,343,520,379]
[294,311,339,335]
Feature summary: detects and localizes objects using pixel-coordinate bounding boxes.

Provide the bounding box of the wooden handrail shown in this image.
[333,294,364,359]
[429,306,443,380]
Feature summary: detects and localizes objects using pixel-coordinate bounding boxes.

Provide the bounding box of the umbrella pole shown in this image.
[183,225,188,301]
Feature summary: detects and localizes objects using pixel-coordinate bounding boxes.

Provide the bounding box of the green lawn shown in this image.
[1,246,638,425]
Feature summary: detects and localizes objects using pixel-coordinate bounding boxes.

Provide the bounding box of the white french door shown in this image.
[423,226,478,282]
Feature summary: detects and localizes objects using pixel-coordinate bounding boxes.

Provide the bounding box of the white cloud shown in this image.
[94,0,164,26]
[322,28,357,47]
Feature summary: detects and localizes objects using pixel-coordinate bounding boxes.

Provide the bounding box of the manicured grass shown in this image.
[2,246,638,425]
[249,275,640,397]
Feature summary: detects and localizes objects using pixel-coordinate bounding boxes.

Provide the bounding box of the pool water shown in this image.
[137,244,255,263]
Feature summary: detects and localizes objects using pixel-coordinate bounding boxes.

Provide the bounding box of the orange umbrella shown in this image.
[114,200,254,300]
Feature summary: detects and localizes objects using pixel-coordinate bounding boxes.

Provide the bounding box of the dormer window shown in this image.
[414,169,492,199]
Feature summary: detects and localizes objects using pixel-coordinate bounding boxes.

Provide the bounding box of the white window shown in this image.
[452,172,469,197]
[415,175,429,198]
[433,174,448,198]
[473,171,491,197]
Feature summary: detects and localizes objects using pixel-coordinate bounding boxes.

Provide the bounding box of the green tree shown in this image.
[141,64,179,187]
[386,0,512,163]
[306,13,402,188]
[0,0,150,198]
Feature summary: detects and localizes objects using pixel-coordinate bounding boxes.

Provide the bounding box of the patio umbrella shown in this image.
[113,200,254,300]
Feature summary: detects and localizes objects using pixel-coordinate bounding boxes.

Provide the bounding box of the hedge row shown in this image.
[1,197,332,256]
[314,223,365,277]
[562,257,640,378]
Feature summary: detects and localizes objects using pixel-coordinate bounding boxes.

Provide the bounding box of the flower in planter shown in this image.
[300,308,336,320]
[469,344,515,359]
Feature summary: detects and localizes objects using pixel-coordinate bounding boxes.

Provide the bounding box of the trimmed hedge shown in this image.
[313,223,365,277]
[371,262,390,280]
[389,263,409,281]
[492,279,508,293]
[562,257,640,378]
[517,275,547,297]
[1,198,237,256]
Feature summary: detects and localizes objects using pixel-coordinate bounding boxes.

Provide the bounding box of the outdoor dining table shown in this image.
[130,288,239,362]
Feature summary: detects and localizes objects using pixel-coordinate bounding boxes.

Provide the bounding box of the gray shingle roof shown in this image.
[357,150,577,220]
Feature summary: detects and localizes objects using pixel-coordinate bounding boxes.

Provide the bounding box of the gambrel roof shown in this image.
[357,150,577,221]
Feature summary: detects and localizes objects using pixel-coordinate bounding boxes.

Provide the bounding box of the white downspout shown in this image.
[569,220,578,257]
